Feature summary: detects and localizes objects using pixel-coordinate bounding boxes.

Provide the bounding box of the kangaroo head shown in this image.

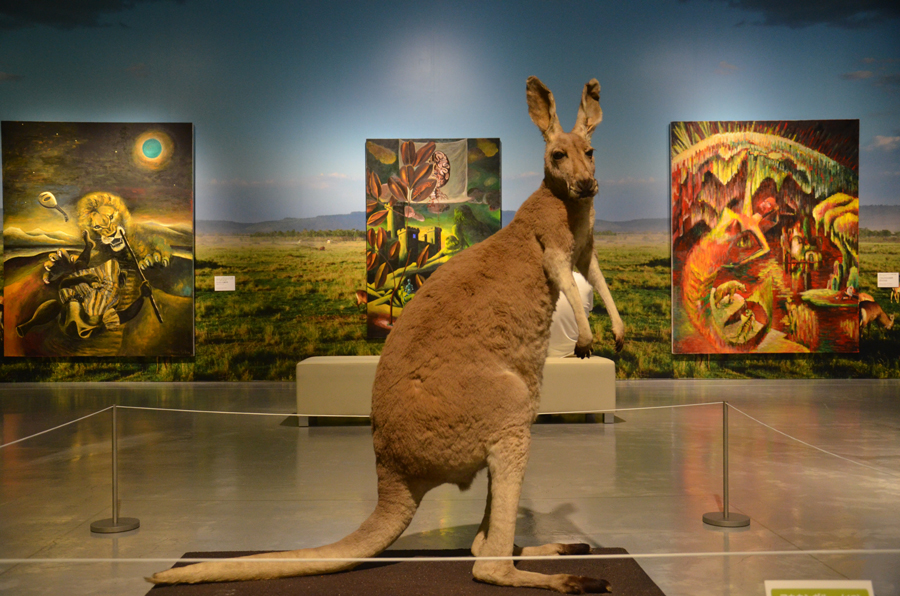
[526,76,602,202]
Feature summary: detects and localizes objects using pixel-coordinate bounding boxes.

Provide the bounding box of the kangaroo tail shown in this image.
[147,471,422,585]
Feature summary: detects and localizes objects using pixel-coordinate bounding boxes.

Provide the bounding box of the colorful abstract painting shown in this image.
[671,120,860,354]
[365,138,501,339]
[2,121,194,357]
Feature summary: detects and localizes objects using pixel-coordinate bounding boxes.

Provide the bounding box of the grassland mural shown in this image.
[0,225,899,381]
[364,138,501,338]
[2,121,194,357]
[671,120,860,355]
[1,125,898,382]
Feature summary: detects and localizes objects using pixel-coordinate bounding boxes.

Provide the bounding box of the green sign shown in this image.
[772,590,869,596]
[765,580,874,596]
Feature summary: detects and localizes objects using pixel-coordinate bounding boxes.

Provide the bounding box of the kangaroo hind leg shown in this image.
[471,436,610,594]
[471,471,591,558]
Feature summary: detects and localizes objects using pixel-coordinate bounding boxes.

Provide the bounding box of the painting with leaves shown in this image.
[365,138,501,339]
[671,120,859,354]
[2,121,194,357]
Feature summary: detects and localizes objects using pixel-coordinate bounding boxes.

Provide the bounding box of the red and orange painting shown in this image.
[671,120,859,354]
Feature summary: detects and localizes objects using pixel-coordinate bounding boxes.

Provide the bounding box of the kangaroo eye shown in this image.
[585,149,594,158]
[552,150,566,161]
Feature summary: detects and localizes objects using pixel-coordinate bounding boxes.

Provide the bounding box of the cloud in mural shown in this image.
[0,0,188,30]
[202,172,360,220]
[868,136,900,152]
[716,61,740,75]
[696,0,900,29]
[842,70,874,81]
[127,63,150,78]
[600,176,656,187]
[208,174,356,191]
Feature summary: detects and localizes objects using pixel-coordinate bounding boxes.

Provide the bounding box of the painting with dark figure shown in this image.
[2,121,194,357]
[671,120,859,354]
[365,138,501,339]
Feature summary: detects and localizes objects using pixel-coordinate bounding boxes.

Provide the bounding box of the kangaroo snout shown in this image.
[574,177,598,198]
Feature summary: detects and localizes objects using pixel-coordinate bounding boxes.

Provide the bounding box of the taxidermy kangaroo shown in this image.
[149,76,624,593]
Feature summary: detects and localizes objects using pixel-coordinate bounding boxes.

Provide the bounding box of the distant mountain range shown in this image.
[7,204,885,238]
[859,205,900,232]
[196,211,670,234]
[198,213,369,235]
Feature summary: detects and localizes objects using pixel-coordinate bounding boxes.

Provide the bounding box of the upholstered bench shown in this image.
[295,355,615,426]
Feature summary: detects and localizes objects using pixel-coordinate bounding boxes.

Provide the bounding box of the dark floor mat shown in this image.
[147,548,665,595]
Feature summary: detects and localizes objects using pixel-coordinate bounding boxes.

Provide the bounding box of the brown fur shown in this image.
[860,300,895,330]
[354,290,368,311]
[148,77,623,594]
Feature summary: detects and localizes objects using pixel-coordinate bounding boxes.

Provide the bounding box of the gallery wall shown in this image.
[1,1,898,381]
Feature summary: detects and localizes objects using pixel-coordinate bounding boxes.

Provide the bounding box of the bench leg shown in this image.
[297,416,310,427]
[603,412,615,424]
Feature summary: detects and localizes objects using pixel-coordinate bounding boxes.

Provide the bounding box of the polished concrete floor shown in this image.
[1,379,898,595]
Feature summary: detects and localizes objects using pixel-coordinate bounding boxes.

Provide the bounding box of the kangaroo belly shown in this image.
[371,227,553,483]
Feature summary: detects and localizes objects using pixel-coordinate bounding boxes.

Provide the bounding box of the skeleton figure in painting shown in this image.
[15,192,167,341]
[427,150,451,214]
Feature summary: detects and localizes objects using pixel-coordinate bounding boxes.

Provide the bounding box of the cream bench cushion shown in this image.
[296,355,614,425]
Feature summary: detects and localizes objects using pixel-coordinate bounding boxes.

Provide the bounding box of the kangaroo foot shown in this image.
[563,576,612,594]
[517,542,592,556]
[473,561,611,594]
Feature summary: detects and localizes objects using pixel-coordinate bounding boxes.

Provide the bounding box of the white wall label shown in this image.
[214,276,236,291]
[764,579,874,596]
[876,272,899,288]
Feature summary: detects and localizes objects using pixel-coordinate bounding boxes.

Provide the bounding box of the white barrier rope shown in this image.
[1,548,899,566]
[2,400,897,569]
[116,405,293,417]
[2,400,894,481]
[0,405,297,449]
[0,406,113,449]
[727,403,900,478]
[591,401,724,413]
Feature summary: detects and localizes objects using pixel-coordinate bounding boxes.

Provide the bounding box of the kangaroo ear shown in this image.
[526,76,563,141]
[573,79,602,142]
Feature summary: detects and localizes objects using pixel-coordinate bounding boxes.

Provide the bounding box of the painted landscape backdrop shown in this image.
[1,205,898,382]
[1,0,897,380]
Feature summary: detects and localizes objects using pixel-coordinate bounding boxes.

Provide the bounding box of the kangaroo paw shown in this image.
[558,543,592,555]
[563,575,611,594]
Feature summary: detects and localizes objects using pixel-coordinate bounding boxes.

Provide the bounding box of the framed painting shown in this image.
[2,121,195,357]
[671,120,859,354]
[365,138,501,339]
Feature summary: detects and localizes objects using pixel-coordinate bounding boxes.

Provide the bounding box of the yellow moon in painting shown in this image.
[133,130,174,170]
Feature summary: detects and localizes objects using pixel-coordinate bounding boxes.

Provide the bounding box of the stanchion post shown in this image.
[703,401,750,528]
[91,405,140,534]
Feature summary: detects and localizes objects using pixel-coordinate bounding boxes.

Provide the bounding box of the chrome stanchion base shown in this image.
[91,517,140,534]
[702,511,750,528]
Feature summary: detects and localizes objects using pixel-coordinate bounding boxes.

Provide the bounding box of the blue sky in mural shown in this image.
[0,0,898,222]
